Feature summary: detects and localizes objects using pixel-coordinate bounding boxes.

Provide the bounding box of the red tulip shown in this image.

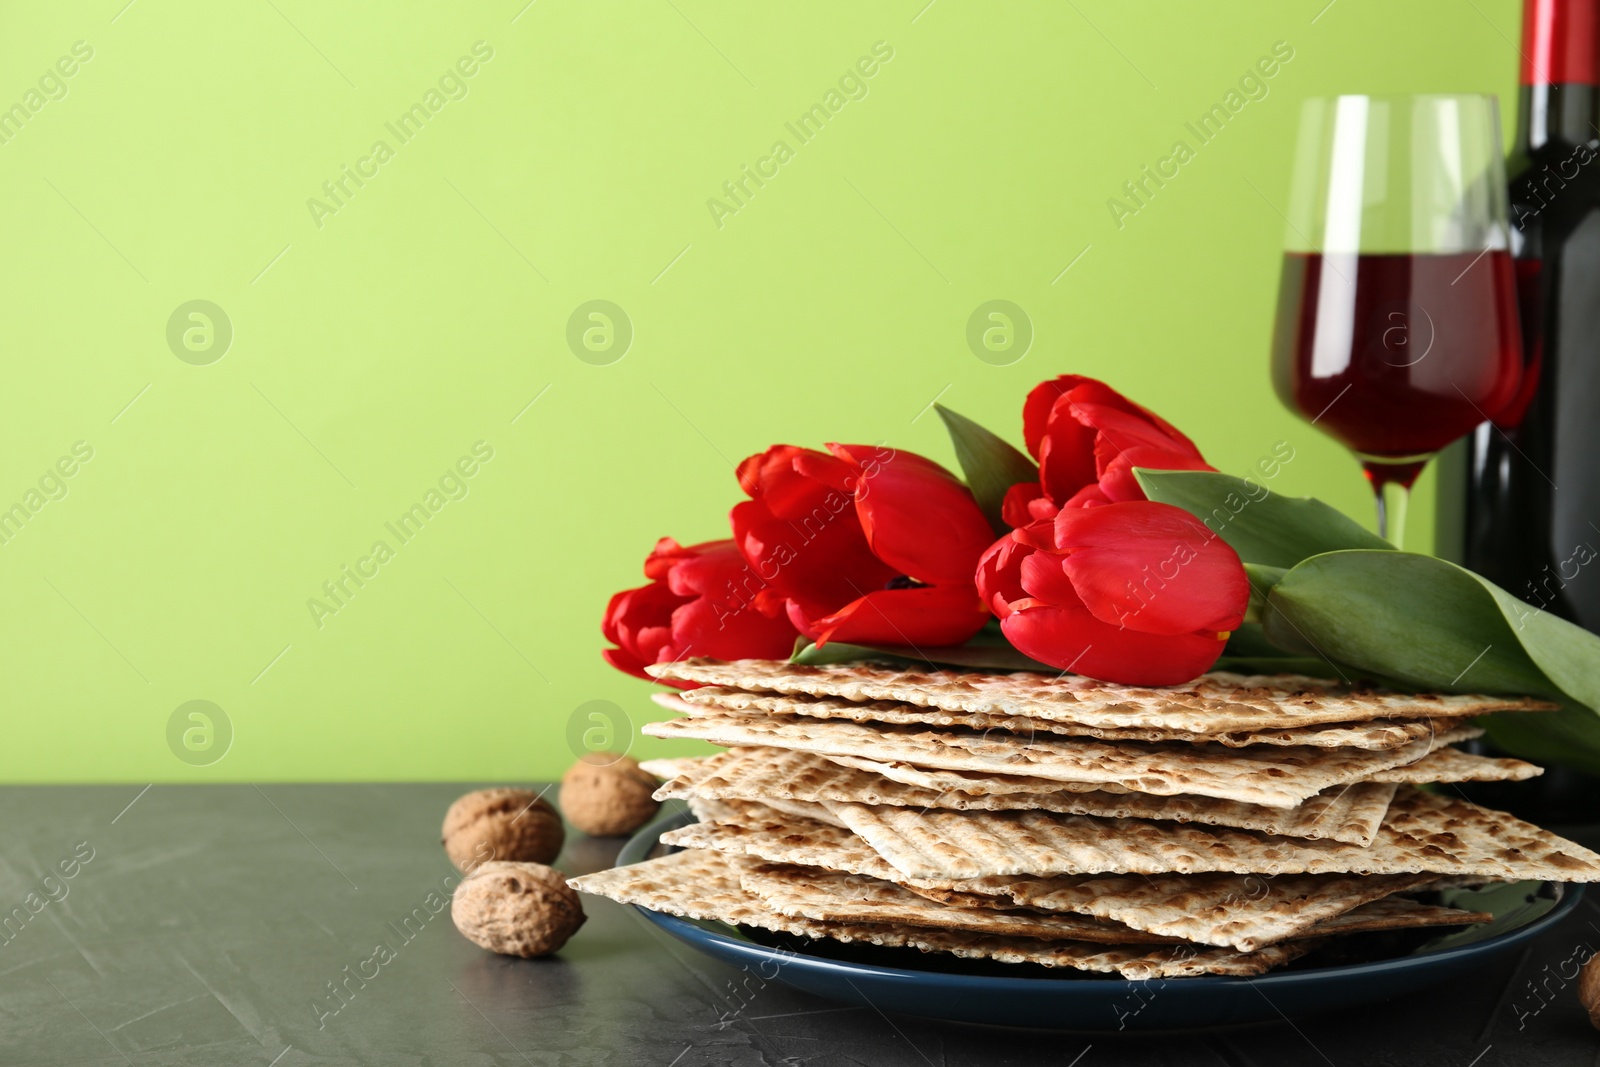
[1003,375,1214,526]
[977,500,1249,685]
[602,538,799,683]
[731,443,995,648]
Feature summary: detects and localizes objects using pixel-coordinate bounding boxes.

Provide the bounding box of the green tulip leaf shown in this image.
[1478,707,1600,782]
[1243,563,1289,591]
[1216,620,1344,679]
[1236,564,1350,678]
[1223,622,1289,659]
[1242,563,1287,623]
[792,637,1054,673]
[1262,549,1600,772]
[1211,655,1345,676]
[1410,881,1559,953]
[936,404,1038,535]
[1135,469,1393,568]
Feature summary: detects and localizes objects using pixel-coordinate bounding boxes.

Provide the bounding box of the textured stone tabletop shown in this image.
[3,783,1598,1066]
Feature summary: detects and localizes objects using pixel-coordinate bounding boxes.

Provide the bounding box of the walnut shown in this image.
[1582,952,1600,1029]
[441,788,563,872]
[451,861,585,957]
[560,752,661,836]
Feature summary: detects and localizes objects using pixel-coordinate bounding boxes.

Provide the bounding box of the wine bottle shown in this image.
[1437,0,1600,633]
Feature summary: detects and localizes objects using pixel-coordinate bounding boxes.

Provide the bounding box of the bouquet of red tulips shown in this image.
[602,374,1600,772]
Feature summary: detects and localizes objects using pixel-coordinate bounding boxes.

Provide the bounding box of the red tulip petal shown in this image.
[999,598,1227,685]
[1054,502,1249,636]
[1063,380,1202,455]
[603,536,801,680]
[1024,378,1213,510]
[628,620,676,664]
[1037,393,1100,506]
[602,583,684,647]
[735,451,767,496]
[1018,549,1086,610]
[785,597,820,639]
[657,539,739,598]
[1022,375,1094,457]
[1096,444,1215,503]
[1001,481,1047,529]
[811,583,990,648]
[601,647,654,682]
[750,587,788,618]
[641,537,689,581]
[996,602,1094,672]
[667,592,799,662]
[601,587,633,646]
[792,450,858,494]
[736,445,837,520]
[731,498,895,614]
[1072,400,1195,457]
[1063,483,1113,509]
[976,534,1029,618]
[1028,496,1063,522]
[828,444,995,584]
[1010,519,1060,553]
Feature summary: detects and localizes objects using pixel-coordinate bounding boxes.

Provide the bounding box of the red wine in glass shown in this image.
[1271,249,1524,494]
[1270,94,1521,545]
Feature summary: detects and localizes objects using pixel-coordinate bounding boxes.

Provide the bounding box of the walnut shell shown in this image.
[1582,952,1600,1029]
[560,752,660,837]
[441,788,564,872]
[451,861,585,957]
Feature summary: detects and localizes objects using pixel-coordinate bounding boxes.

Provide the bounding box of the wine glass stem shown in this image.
[1374,480,1410,548]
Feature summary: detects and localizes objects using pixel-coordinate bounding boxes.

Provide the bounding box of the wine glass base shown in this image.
[1355,452,1432,492]
[1354,452,1432,547]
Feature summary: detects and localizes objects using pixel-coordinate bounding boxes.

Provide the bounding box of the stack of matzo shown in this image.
[569,659,1600,978]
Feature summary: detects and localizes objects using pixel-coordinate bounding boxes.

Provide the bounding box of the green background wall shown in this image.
[0,0,1520,781]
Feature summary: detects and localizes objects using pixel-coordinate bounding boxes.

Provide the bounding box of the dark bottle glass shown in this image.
[1441,0,1600,816]
[1437,0,1600,633]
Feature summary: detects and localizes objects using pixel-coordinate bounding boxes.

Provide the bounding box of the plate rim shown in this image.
[619,808,1584,991]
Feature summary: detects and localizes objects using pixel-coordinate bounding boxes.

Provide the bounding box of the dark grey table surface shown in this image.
[4,783,1600,1067]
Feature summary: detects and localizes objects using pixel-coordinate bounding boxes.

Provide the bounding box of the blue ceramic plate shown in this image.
[618,811,1582,1031]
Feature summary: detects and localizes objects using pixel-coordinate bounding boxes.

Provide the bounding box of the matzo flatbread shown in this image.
[690,794,845,829]
[824,752,1119,794]
[826,786,1600,883]
[1368,746,1542,782]
[568,847,1310,977]
[740,860,1487,948]
[823,752,1127,794]
[639,756,700,780]
[661,813,913,883]
[738,860,1176,943]
[643,711,1479,809]
[827,746,1527,795]
[646,659,1554,729]
[651,747,1077,804]
[688,795,854,830]
[654,748,1397,845]
[659,813,1456,952]
[1312,895,1492,937]
[684,796,743,824]
[666,689,1472,750]
[906,871,1452,951]
[993,873,1436,949]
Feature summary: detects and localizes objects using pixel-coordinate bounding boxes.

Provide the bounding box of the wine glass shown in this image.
[1269,94,1524,547]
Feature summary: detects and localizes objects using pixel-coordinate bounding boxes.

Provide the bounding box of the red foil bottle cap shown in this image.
[1523,0,1600,85]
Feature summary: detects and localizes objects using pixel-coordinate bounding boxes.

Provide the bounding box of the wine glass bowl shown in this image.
[1269,94,1524,544]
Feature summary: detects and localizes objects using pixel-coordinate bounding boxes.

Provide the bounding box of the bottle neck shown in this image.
[1517,0,1600,152]
[1522,0,1600,85]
